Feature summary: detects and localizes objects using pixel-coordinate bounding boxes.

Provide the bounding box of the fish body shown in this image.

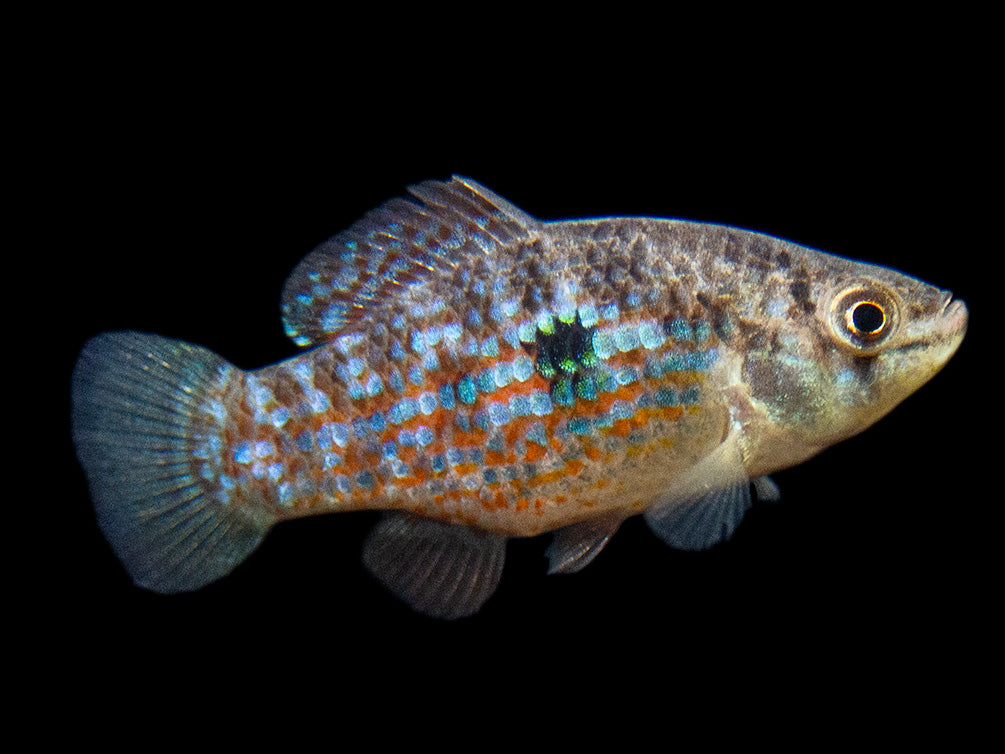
[72,177,967,617]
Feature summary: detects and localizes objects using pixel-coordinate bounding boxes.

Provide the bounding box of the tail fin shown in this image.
[72,332,272,593]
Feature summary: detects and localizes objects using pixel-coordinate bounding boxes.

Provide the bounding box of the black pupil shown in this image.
[852,302,884,334]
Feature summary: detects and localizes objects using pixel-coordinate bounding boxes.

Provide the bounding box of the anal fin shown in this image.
[546,514,623,574]
[362,512,506,619]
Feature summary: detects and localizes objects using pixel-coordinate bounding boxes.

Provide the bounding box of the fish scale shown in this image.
[71,175,967,618]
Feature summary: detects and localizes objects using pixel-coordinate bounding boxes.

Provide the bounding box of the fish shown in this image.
[71,176,968,618]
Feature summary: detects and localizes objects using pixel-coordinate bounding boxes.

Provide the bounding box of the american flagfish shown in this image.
[71,176,967,618]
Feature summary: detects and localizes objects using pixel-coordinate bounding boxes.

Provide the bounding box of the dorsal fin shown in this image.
[281,176,540,347]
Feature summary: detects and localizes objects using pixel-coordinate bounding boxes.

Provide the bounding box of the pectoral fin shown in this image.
[644,424,753,550]
[546,513,623,574]
[362,512,506,619]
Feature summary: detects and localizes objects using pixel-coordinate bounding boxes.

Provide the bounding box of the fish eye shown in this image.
[827,282,899,355]
[848,300,886,337]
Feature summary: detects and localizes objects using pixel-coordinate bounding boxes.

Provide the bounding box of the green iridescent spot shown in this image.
[534,312,597,382]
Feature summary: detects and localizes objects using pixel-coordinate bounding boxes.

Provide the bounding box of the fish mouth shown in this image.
[940,291,969,337]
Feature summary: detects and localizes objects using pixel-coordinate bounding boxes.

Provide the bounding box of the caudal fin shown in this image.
[72,332,272,593]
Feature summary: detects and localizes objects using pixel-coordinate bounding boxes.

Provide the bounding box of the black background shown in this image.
[34,39,993,729]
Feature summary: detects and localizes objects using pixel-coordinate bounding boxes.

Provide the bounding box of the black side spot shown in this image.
[535,313,597,380]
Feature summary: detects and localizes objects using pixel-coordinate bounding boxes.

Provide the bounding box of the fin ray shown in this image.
[644,423,754,550]
[281,176,541,347]
[72,332,273,593]
[547,514,623,574]
[362,512,506,619]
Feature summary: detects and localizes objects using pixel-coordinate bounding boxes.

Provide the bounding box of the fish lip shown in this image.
[941,295,968,332]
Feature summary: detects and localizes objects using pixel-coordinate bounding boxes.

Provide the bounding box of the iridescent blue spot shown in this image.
[351,417,370,438]
[255,440,274,458]
[424,325,443,346]
[296,431,313,451]
[234,442,252,464]
[664,354,686,371]
[468,448,484,464]
[493,362,513,388]
[569,418,592,435]
[268,462,284,481]
[655,388,678,407]
[553,379,574,406]
[335,474,351,493]
[446,447,464,465]
[271,407,290,427]
[481,336,499,357]
[398,429,415,447]
[382,441,396,458]
[347,357,365,377]
[611,400,635,420]
[475,369,494,394]
[415,425,434,447]
[297,293,312,305]
[680,384,701,404]
[574,376,597,401]
[458,375,477,404]
[513,354,534,382]
[526,421,548,446]
[502,297,520,317]
[278,482,293,506]
[488,402,511,426]
[644,357,665,379]
[518,321,536,343]
[669,319,693,340]
[356,471,375,489]
[418,391,437,414]
[431,454,446,472]
[684,351,711,370]
[410,331,427,355]
[438,384,455,410]
[615,327,640,352]
[695,320,712,342]
[473,410,489,431]
[392,459,409,478]
[330,422,349,447]
[348,381,365,401]
[509,394,531,417]
[502,465,519,481]
[638,321,665,349]
[390,397,418,424]
[596,370,618,393]
[626,292,642,308]
[489,302,503,322]
[601,303,620,321]
[454,414,470,432]
[466,309,483,327]
[390,340,406,360]
[463,337,479,356]
[530,391,553,416]
[578,304,599,327]
[422,349,440,371]
[503,326,520,348]
[408,365,424,386]
[616,366,638,385]
[592,331,615,360]
[389,368,405,393]
[443,322,463,342]
[462,473,480,491]
[365,373,384,397]
[486,433,505,453]
[483,468,498,484]
[369,411,386,433]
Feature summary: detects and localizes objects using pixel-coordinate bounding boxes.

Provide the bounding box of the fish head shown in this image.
[738,248,968,475]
